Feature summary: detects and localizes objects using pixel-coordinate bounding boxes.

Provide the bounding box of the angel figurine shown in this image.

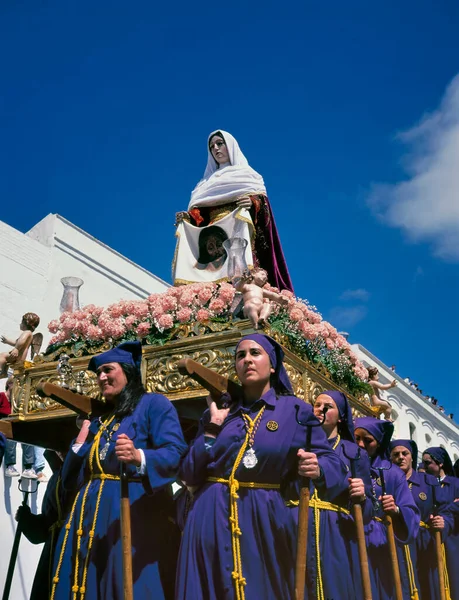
[0,313,41,378]
[233,268,288,329]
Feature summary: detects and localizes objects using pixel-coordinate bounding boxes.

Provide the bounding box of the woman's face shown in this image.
[422,453,442,477]
[314,394,340,428]
[354,428,379,458]
[390,445,412,474]
[209,135,229,165]
[96,362,128,401]
[235,340,274,389]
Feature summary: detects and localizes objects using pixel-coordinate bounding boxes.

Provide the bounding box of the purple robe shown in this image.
[176,389,348,600]
[365,459,420,600]
[438,475,459,599]
[397,471,452,600]
[291,437,374,600]
[51,393,187,600]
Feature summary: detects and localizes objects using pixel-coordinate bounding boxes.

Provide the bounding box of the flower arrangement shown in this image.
[46,282,369,395]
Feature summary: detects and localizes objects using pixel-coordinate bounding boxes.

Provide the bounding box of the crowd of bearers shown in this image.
[12,335,459,600]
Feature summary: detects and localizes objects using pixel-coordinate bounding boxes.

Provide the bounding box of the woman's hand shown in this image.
[348,477,365,502]
[206,395,230,427]
[236,195,252,209]
[175,211,189,226]
[429,514,445,530]
[297,450,321,480]
[15,504,31,523]
[380,494,399,515]
[75,419,91,445]
[115,433,141,466]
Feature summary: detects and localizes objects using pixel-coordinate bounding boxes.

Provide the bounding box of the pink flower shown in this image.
[132,302,149,319]
[217,283,236,304]
[178,289,196,307]
[325,338,335,350]
[196,308,210,321]
[177,307,193,323]
[209,299,225,314]
[125,315,137,329]
[161,295,178,311]
[197,287,214,303]
[48,320,60,334]
[87,324,103,340]
[157,314,174,330]
[280,290,294,298]
[289,308,303,322]
[108,304,124,318]
[136,322,151,338]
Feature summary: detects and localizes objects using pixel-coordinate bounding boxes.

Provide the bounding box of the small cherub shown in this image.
[0,313,40,378]
[233,268,288,329]
[367,366,397,420]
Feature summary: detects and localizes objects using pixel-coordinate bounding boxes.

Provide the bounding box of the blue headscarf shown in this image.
[319,390,354,441]
[235,333,293,395]
[88,341,142,373]
[423,447,454,476]
[354,417,394,461]
[389,439,418,469]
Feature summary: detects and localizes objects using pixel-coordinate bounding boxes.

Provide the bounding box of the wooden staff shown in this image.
[177,358,242,402]
[349,452,372,600]
[379,468,403,600]
[120,463,134,600]
[295,424,312,600]
[434,530,446,600]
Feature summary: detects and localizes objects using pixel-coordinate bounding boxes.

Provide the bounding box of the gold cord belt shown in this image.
[207,476,280,490]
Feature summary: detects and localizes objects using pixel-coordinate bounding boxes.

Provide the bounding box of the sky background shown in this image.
[1,1,458,414]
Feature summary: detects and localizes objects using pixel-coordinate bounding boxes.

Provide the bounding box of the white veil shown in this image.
[188,130,267,210]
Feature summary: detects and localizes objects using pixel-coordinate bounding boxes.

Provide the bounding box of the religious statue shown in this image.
[367,366,396,420]
[0,313,41,378]
[173,130,293,291]
[233,268,288,329]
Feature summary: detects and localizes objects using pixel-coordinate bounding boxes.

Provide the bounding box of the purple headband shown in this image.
[389,439,418,468]
[423,447,453,476]
[88,341,142,373]
[319,390,354,441]
[236,333,293,394]
[354,417,394,459]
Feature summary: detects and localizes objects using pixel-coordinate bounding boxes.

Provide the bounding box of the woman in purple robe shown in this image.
[50,341,187,600]
[176,333,348,600]
[422,447,459,600]
[175,130,293,292]
[390,440,452,600]
[289,390,373,599]
[354,418,420,600]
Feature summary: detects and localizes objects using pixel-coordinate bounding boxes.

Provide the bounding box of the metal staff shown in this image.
[120,462,134,600]
[378,467,403,600]
[294,406,328,600]
[347,448,372,600]
[2,478,39,600]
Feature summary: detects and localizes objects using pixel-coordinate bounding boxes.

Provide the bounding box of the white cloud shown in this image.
[340,288,371,302]
[328,305,368,329]
[367,73,459,261]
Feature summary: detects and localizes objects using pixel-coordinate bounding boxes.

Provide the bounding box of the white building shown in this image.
[351,343,459,463]
[0,214,168,598]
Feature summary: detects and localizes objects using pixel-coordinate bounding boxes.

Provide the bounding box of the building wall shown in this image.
[351,343,459,463]
[0,214,169,598]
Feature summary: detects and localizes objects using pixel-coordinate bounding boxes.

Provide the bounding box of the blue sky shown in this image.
[1,1,458,414]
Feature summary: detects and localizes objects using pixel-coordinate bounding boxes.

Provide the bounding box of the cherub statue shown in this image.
[233,268,288,329]
[367,366,397,420]
[0,313,41,378]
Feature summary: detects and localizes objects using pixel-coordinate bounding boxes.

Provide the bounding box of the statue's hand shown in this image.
[175,211,189,226]
[236,195,252,209]
[9,348,19,360]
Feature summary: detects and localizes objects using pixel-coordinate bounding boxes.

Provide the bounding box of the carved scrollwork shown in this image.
[26,370,100,414]
[145,348,235,395]
[284,363,304,399]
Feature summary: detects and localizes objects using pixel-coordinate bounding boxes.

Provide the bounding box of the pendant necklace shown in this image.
[98,416,120,461]
[241,406,266,469]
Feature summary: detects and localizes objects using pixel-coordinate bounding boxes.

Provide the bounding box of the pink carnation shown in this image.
[325,338,335,350]
[157,314,174,330]
[177,307,193,323]
[196,308,210,321]
[197,287,214,303]
[161,295,178,311]
[48,320,60,334]
[209,299,225,314]
[125,315,137,329]
[217,283,236,304]
[132,302,150,319]
[87,324,103,340]
[289,308,304,322]
[178,289,196,307]
[108,304,124,318]
[136,322,151,338]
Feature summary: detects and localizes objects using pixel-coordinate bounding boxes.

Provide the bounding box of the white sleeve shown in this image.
[136,448,146,475]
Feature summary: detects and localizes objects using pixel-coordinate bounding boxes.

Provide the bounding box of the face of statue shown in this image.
[209,135,229,165]
[206,235,225,258]
[354,428,379,458]
[253,270,268,286]
[390,445,412,474]
[96,362,127,401]
[314,394,340,429]
[235,340,274,390]
[422,453,442,477]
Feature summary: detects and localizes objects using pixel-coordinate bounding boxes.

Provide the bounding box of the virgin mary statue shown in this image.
[173,130,293,292]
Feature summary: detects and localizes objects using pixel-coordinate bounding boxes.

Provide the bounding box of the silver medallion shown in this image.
[242,448,258,469]
[99,441,110,461]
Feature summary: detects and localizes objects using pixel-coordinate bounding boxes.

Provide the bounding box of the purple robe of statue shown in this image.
[176,388,348,600]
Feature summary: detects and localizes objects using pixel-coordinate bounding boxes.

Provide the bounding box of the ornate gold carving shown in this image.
[145,348,236,395]
[284,363,304,399]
